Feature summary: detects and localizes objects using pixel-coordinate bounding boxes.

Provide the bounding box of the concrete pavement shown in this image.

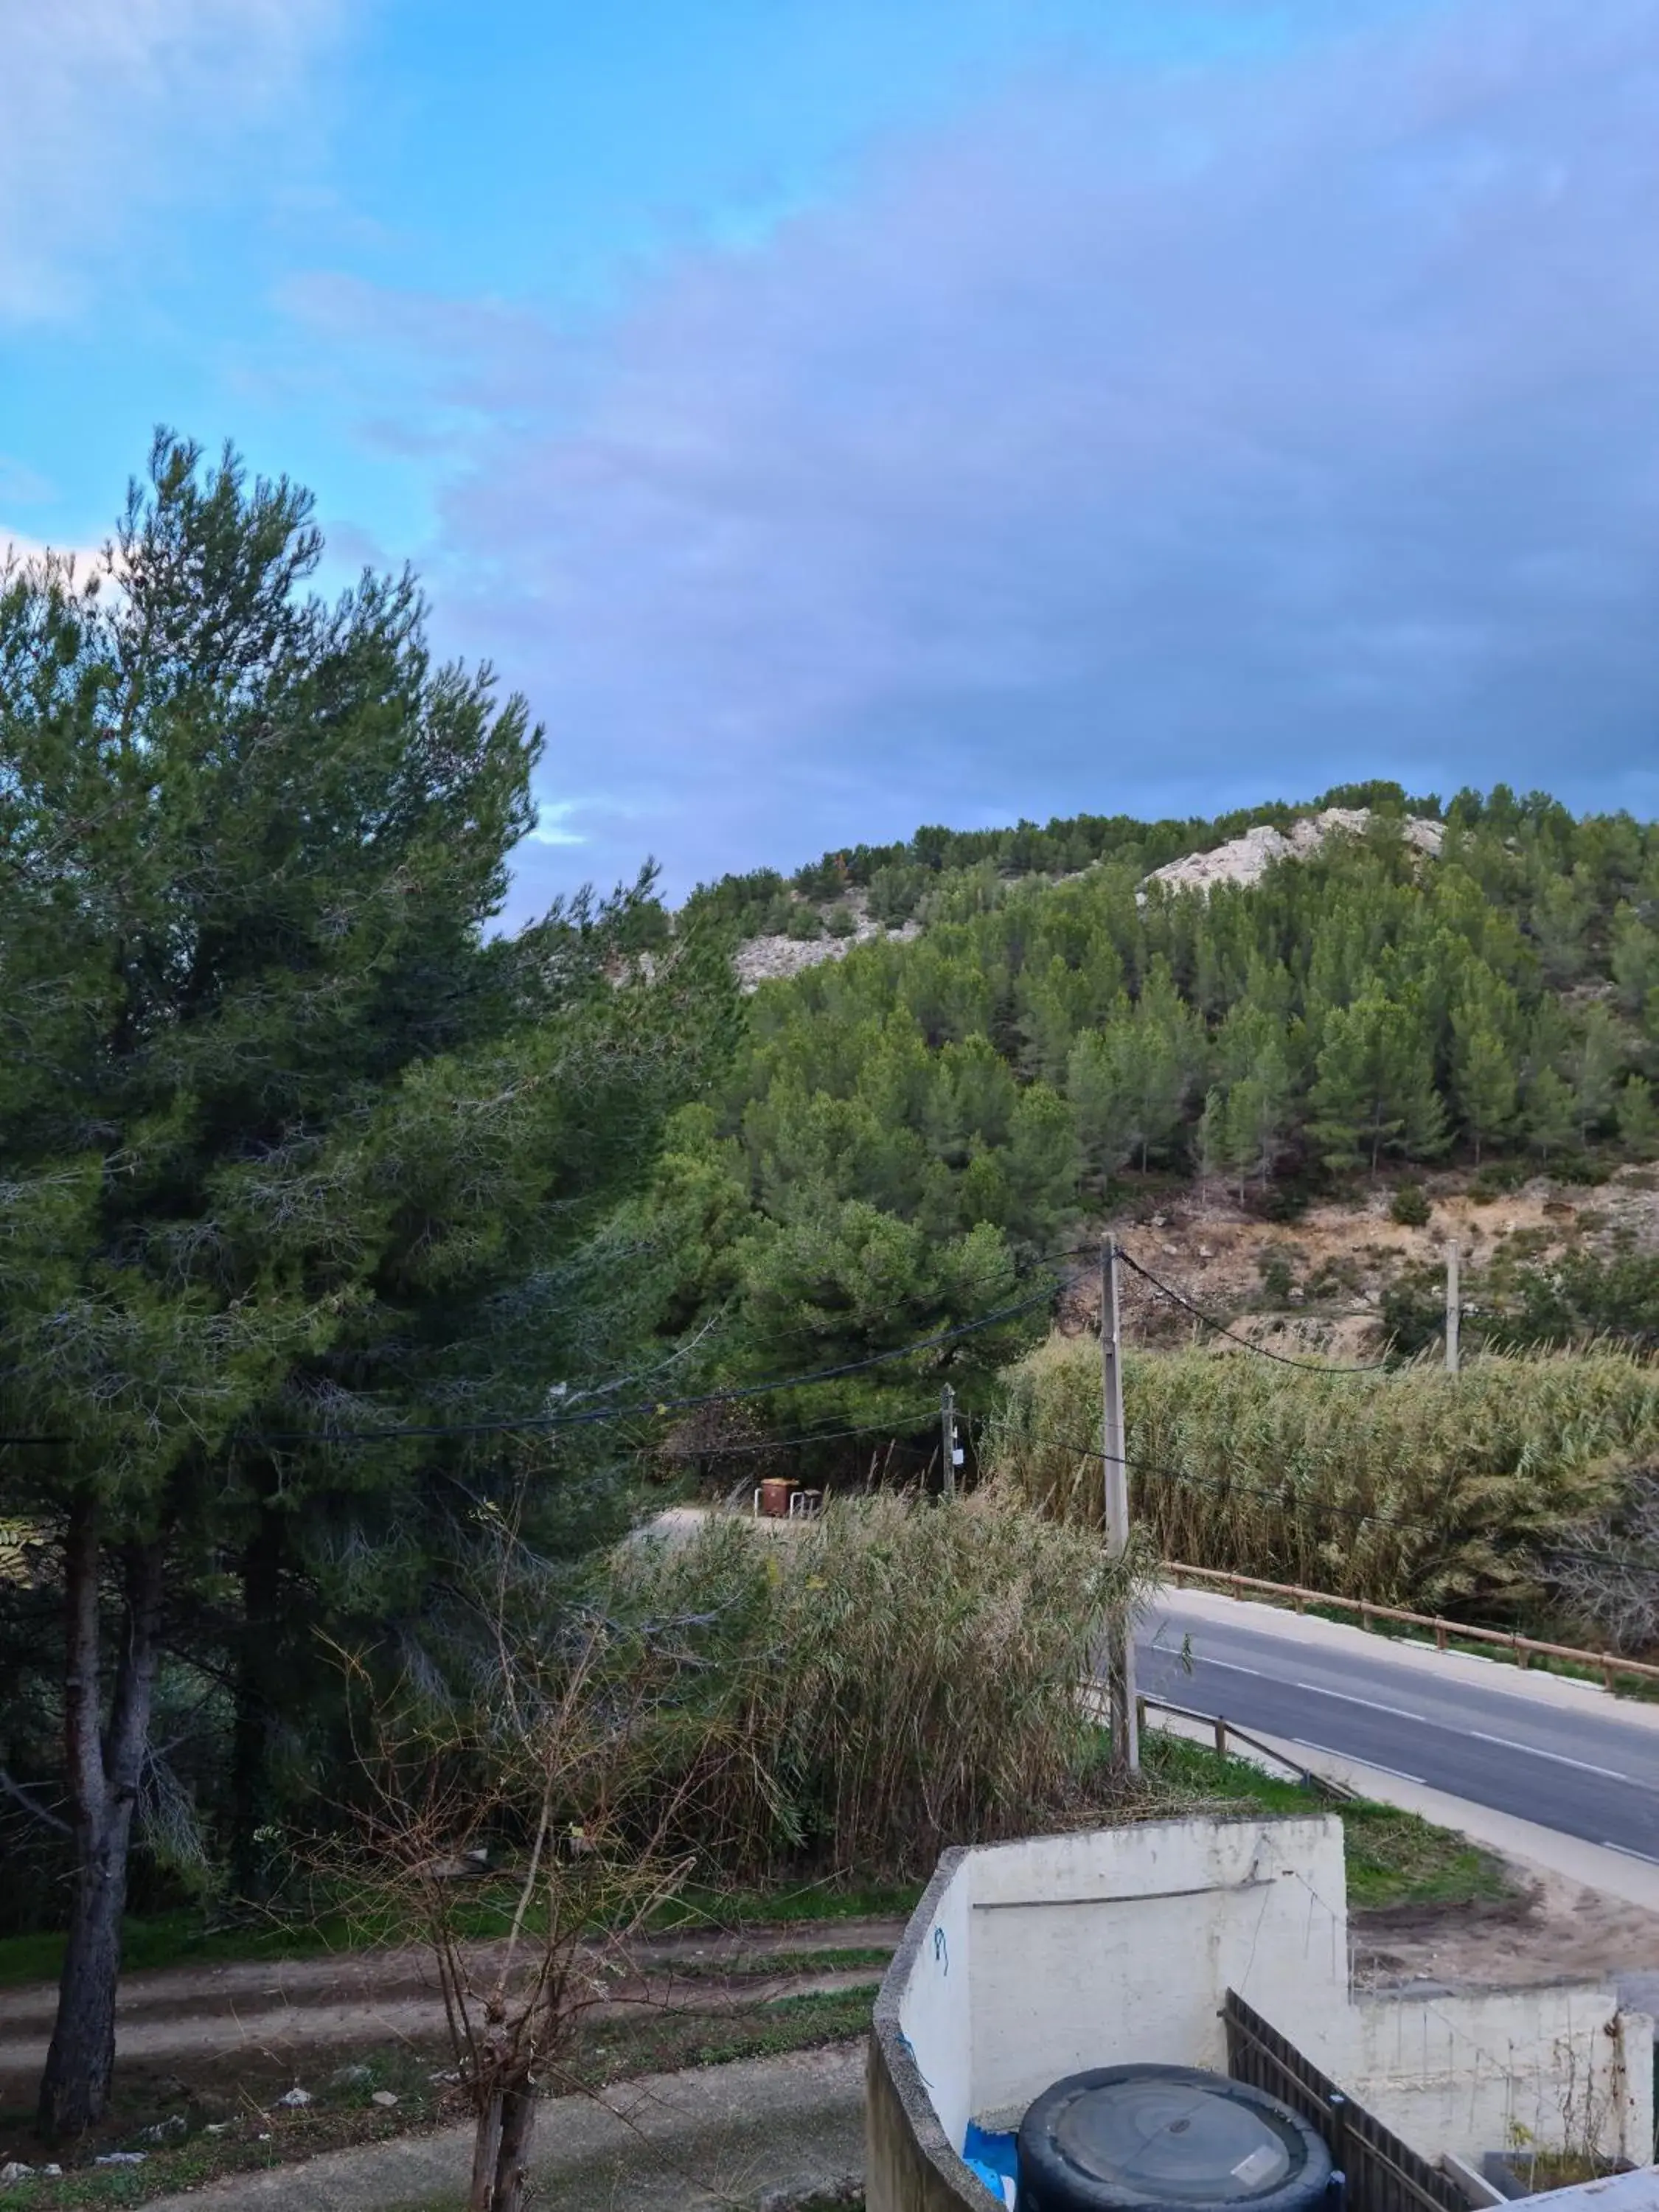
[137,2044,865,2212]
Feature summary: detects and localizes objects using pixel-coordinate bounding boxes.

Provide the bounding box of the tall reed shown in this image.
[604,1492,1147,1882]
[990,1338,1659,1613]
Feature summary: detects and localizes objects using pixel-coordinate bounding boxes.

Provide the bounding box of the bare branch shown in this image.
[0,1767,71,1837]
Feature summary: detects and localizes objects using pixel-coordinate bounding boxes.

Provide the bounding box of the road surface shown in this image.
[1136,1593,1659,1865]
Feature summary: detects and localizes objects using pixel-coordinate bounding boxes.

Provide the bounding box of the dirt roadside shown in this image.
[1354,1860,1659,1989]
[0,1920,906,2106]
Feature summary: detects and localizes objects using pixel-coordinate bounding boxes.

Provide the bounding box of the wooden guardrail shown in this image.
[1165,1560,1659,1691]
[1134,1691,1359,1800]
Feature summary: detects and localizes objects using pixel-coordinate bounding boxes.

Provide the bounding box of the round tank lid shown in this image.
[1051,2076,1295,2202]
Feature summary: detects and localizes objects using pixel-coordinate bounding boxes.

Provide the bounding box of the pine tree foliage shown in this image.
[650,785,1659,1403]
[0,437,732,2132]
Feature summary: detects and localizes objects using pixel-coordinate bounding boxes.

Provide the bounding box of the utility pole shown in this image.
[1444,1239,1461,1377]
[1101,1235,1139,1774]
[940,1383,957,1501]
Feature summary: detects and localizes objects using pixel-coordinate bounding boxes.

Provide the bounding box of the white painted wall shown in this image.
[897,1851,975,2153]
[1344,1987,1653,2168]
[967,1816,1348,2124]
[891,1814,1655,2177]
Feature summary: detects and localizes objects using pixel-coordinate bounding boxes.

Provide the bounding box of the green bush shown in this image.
[1380,1266,1444,1360]
[1256,1249,1295,1304]
[1390,1183,1432,1228]
[1470,1161,1526,1203]
[990,1335,1659,1613]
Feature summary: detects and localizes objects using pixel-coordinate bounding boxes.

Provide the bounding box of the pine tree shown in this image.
[1616,1077,1659,1160]
[1067,1027,1136,1186]
[1565,1004,1624,1141]
[1450,1018,1517,1163]
[1309,990,1444,1173]
[0,438,730,2140]
[1610,903,1659,1016]
[1526,1068,1578,1160]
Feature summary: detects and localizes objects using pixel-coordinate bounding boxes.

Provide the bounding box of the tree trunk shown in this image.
[36,1501,166,2143]
[467,2078,537,2212]
[230,1503,283,1903]
[493,2081,538,2212]
[467,2087,506,2212]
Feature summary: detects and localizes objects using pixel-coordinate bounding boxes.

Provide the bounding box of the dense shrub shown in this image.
[1390,1183,1432,1228]
[604,1495,1150,1880]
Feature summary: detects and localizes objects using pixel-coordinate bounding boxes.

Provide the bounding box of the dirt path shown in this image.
[1354,1863,1659,1990]
[0,1921,905,2096]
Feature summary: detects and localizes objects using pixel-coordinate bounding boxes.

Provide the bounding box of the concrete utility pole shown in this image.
[1101,1235,1140,1774]
[940,1383,957,1501]
[1444,1239,1461,1377]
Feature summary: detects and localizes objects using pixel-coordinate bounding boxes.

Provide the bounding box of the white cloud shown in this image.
[529,801,588,849]
[0,0,342,322]
[0,523,111,579]
[397,0,1659,896]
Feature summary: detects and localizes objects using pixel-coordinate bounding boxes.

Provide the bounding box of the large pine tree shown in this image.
[0,437,728,2139]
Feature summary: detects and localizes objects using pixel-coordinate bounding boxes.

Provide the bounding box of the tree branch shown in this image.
[0,1767,71,1837]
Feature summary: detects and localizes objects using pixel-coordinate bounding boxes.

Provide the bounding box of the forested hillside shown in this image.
[636,782,1659,1420]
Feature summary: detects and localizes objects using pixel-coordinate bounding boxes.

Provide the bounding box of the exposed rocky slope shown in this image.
[1144,807,1443,897]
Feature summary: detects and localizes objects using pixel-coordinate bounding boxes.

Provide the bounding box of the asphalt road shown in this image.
[1135,1597,1659,1864]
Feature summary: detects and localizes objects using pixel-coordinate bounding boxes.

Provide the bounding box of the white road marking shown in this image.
[1602,1841,1659,1865]
[1466,1730,1628,1781]
[1289,1739,1425,1784]
[1291,1681,1425,1722]
[1163,1650,1657,1793]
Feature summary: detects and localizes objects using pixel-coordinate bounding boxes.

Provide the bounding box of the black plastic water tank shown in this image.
[1015,2064,1333,2212]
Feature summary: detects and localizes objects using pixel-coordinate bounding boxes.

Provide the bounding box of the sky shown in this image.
[5,1,1659,915]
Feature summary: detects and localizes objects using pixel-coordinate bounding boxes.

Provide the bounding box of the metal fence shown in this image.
[1222,1990,1467,2212]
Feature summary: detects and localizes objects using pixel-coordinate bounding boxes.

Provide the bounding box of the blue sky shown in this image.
[6,1,1659,914]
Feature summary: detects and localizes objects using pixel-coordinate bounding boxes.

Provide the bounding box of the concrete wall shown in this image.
[872,1848,1002,2212]
[897,1836,975,2152]
[1344,1986,1653,2169]
[965,1814,1348,2124]
[868,1815,1655,2212]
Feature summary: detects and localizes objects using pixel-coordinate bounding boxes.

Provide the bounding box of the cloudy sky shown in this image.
[5,2,1658,912]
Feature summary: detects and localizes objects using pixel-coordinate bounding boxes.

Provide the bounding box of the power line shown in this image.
[647,1416,936,1463]
[1117,1248,1391,1374]
[243,1274,1067,1448]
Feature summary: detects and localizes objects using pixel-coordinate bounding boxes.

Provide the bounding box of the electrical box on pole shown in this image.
[940,1383,958,1501]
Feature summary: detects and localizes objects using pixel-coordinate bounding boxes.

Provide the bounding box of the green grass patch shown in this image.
[0,1907,361,1991]
[663,1944,894,1980]
[1141,1731,1513,1913]
[567,1983,881,2089]
[0,1872,920,1992]
[645,1875,922,1935]
[1340,1804,1511,1912]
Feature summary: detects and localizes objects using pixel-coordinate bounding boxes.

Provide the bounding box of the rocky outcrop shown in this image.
[1144,808,1443,897]
[735,911,919,991]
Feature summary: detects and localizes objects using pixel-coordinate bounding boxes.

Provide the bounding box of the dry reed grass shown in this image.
[605,1492,1149,1881]
[989,1336,1659,1612]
